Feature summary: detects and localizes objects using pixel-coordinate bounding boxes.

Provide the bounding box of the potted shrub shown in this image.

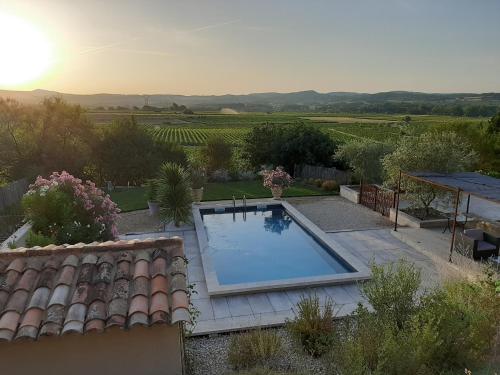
[145,178,160,216]
[262,166,292,199]
[190,168,206,204]
[157,162,192,227]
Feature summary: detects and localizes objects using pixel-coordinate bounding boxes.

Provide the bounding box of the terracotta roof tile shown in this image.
[129,295,148,315]
[16,269,38,292]
[151,275,168,295]
[57,265,76,286]
[49,285,71,307]
[172,290,189,311]
[171,274,187,293]
[6,289,29,313]
[6,258,25,273]
[131,277,149,297]
[1,270,21,292]
[133,260,149,279]
[27,287,51,309]
[129,312,148,327]
[0,237,188,343]
[15,325,38,341]
[150,292,168,314]
[85,319,104,333]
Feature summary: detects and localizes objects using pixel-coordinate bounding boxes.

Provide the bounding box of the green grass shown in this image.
[109,180,336,212]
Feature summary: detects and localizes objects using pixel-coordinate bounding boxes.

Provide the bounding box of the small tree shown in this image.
[383,131,478,217]
[203,136,232,172]
[157,163,192,227]
[336,140,393,183]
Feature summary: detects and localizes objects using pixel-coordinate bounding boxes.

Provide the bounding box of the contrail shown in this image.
[185,19,239,33]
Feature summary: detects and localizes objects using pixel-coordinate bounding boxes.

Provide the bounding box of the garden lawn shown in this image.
[110,180,336,212]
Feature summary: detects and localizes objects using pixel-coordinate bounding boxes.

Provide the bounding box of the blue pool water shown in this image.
[201,206,353,285]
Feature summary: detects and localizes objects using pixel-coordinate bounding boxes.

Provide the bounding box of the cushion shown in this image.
[477,241,496,252]
[464,229,483,241]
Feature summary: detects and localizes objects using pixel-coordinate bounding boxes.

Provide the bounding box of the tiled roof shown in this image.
[0,237,190,342]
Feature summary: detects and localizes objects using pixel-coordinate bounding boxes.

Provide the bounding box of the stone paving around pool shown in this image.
[122,226,440,335]
[118,197,443,335]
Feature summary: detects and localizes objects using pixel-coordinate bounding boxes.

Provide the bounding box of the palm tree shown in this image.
[157,162,192,227]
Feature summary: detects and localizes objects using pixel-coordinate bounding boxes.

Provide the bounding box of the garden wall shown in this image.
[0,178,28,211]
[294,164,351,184]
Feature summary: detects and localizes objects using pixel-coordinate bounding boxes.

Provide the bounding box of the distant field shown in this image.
[303,116,396,124]
[88,110,485,146]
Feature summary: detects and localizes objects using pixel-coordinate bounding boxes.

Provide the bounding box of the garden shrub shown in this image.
[361,260,421,329]
[287,295,335,357]
[203,136,232,172]
[328,262,500,375]
[314,179,323,188]
[157,162,192,227]
[321,180,339,192]
[26,231,56,247]
[228,329,282,370]
[145,178,159,202]
[22,171,120,245]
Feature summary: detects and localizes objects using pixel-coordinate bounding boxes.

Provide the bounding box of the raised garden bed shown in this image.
[389,207,449,228]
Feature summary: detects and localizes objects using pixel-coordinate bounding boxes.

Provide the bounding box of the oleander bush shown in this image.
[22,171,120,246]
[287,295,336,357]
[228,329,282,370]
[327,261,500,375]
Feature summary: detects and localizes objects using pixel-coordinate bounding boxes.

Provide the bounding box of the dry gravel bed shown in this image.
[186,328,327,375]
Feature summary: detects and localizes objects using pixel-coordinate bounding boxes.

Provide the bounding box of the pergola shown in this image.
[393,171,500,261]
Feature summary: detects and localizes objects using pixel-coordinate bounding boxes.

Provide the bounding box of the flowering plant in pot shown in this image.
[262,166,292,199]
[22,171,120,246]
[190,167,206,204]
[145,178,160,216]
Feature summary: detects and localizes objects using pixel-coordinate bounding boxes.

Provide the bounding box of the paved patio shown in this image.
[122,226,441,335]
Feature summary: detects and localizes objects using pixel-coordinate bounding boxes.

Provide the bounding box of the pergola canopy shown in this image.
[405,172,500,204]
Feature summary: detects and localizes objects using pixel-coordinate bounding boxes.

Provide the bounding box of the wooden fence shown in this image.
[293,164,351,185]
[0,178,29,212]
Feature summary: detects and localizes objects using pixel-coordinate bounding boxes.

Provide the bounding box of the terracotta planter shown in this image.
[271,186,283,199]
[147,201,159,216]
[191,187,204,204]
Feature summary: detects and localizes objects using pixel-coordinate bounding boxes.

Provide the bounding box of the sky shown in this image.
[1,0,500,95]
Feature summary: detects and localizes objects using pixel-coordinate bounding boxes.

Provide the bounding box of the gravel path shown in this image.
[116,209,164,234]
[288,196,391,231]
[186,328,327,375]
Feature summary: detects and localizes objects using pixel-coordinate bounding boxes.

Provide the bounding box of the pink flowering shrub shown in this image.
[22,171,120,246]
[262,166,293,189]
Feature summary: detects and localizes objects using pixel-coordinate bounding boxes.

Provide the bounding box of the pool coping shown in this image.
[192,200,371,296]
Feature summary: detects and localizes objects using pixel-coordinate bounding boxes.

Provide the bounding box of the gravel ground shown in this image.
[116,209,164,234]
[186,328,327,375]
[288,196,391,231]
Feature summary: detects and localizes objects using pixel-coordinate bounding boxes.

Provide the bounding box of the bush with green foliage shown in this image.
[145,178,159,202]
[203,136,233,172]
[287,295,336,357]
[336,139,393,183]
[383,131,478,218]
[95,117,187,185]
[244,123,342,173]
[228,329,282,370]
[0,97,95,182]
[328,261,500,375]
[22,171,119,246]
[157,162,192,227]
[321,180,339,192]
[189,167,206,189]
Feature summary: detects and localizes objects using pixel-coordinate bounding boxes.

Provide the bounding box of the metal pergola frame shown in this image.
[393,171,474,262]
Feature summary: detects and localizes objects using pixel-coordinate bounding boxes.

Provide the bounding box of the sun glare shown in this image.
[0,13,53,87]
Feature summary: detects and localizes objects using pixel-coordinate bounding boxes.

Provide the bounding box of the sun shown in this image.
[0,13,53,87]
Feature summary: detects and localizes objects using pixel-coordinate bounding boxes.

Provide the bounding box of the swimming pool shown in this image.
[193,201,371,296]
